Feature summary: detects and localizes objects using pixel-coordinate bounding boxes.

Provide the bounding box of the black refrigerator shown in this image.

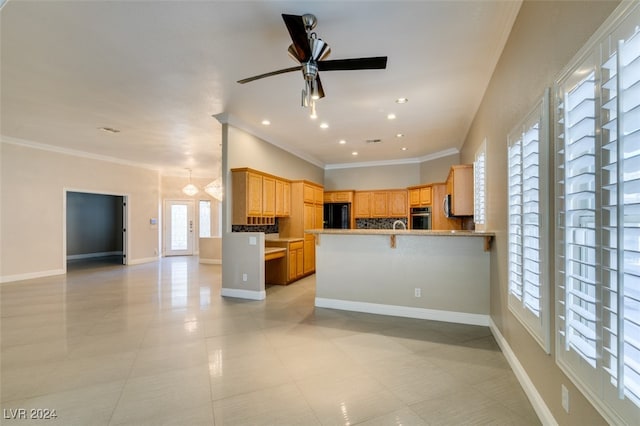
[323,203,351,229]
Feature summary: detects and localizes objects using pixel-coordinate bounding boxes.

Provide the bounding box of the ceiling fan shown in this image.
[237,13,387,116]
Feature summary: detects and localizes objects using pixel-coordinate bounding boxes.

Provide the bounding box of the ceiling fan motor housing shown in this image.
[303,61,318,81]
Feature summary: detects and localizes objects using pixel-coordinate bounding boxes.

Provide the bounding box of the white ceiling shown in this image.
[0,0,521,177]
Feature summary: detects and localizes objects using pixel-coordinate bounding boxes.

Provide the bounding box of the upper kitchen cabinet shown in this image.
[354,189,408,218]
[387,190,408,217]
[446,164,474,216]
[324,190,354,203]
[354,191,372,218]
[275,179,291,217]
[408,185,432,207]
[231,168,290,225]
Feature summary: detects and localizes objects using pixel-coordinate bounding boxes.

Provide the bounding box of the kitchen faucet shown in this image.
[393,220,406,230]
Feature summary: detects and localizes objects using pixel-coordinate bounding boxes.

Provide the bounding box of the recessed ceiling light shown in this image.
[395,98,408,104]
[98,127,120,134]
[320,122,329,129]
[396,133,404,138]
[261,120,271,126]
[402,147,408,151]
[352,151,358,156]
[339,139,346,144]
[387,113,396,120]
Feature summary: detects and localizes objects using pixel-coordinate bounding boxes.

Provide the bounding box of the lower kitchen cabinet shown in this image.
[265,239,305,285]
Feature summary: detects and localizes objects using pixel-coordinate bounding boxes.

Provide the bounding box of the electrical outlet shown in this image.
[414,288,421,297]
[242,273,248,282]
[561,384,569,413]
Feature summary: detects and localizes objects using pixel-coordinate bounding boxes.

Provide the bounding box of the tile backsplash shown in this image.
[355,217,407,229]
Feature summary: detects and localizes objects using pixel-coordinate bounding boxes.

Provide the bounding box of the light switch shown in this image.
[150,218,158,225]
[249,236,257,245]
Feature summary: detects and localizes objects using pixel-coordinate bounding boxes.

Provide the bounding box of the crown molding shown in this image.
[213,113,326,169]
[324,148,459,170]
[1,135,162,172]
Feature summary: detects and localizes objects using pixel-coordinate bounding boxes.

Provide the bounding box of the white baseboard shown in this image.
[489,319,557,426]
[221,287,266,301]
[199,258,222,265]
[1,268,65,284]
[315,298,490,326]
[67,251,123,260]
[127,256,159,265]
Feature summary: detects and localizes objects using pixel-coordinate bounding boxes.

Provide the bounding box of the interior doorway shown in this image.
[65,191,127,269]
[164,200,195,256]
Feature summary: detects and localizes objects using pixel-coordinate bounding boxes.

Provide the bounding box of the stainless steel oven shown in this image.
[410,207,432,230]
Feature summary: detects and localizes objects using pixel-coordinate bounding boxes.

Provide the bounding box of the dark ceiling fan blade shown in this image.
[282,14,311,62]
[237,66,301,84]
[317,56,388,71]
[316,75,325,99]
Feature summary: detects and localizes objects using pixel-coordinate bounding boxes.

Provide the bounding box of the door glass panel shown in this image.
[171,205,188,250]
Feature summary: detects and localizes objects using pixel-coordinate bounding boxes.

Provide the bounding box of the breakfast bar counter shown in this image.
[305,229,495,326]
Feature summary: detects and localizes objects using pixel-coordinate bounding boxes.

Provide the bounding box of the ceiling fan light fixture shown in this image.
[310,79,321,100]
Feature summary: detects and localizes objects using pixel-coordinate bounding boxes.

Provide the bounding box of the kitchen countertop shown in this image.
[305,228,494,237]
[306,228,494,251]
[265,237,304,242]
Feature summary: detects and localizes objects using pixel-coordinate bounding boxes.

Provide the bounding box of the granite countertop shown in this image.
[265,237,305,242]
[264,247,287,255]
[305,228,495,237]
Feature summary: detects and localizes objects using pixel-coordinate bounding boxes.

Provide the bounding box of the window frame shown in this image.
[507,90,551,354]
[474,139,487,231]
[553,2,640,423]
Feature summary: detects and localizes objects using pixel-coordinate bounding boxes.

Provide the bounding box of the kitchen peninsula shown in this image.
[307,229,494,326]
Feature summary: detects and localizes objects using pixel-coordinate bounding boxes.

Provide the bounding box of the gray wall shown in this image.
[458,0,620,424]
[324,163,420,190]
[66,192,123,257]
[419,153,460,184]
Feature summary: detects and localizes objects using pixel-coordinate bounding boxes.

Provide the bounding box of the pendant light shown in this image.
[204,178,223,201]
[182,169,199,196]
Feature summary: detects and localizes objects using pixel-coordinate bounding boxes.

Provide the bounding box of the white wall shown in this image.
[1,141,161,282]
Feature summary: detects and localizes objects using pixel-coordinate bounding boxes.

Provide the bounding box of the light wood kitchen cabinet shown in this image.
[278,180,323,276]
[265,239,304,285]
[354,190,408,218]
[431,183,462,230]
[262,176,276,217]
[446,164,474,216]
[388,190,408,216]
[232,169,267,225]
[289,241,304,281]
[371,192,388,217]
[408,185,432,207]
[354,191,372,218]
[275,179,290,217]
[324,190,354,203]
[231,168,291,225]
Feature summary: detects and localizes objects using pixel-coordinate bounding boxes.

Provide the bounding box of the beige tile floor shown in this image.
[1,256,541,425]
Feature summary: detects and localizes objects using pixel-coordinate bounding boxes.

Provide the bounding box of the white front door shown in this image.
[164,200,195,256]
